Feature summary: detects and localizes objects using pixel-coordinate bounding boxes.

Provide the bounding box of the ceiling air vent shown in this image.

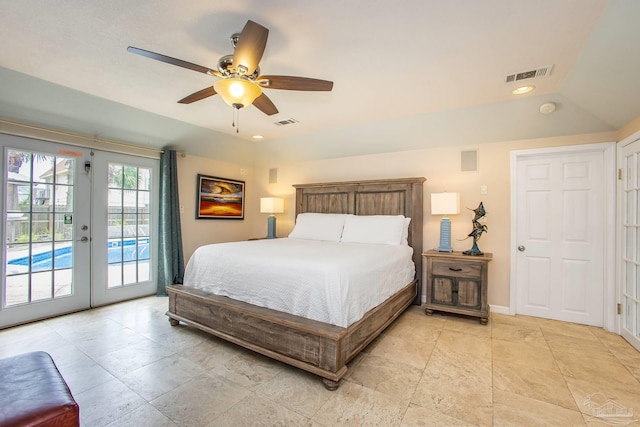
[274,118,298,126]
[505,65,553,83]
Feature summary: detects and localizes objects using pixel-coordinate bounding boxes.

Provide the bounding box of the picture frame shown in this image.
[196,174,245,219]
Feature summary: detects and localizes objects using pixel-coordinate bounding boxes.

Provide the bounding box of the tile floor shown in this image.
[1,296,639,426]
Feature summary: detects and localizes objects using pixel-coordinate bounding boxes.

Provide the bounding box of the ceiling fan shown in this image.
[127,20,333,117]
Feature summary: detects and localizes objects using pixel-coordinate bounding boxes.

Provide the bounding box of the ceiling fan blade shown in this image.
[232,20,268,76]
[258,75,333,91]
[127,46,217,76]
[178,86,218,104]
[253,93,279,116]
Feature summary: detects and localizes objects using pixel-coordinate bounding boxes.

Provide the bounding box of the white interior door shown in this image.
[1,135,91,328]
[90,151,158,306]
[620,138,640,351]
[512,145,611,327]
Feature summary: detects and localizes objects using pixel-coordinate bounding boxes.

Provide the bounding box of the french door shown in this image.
[91,152,157,306]
[1,136,92,327]
[620,138,640,351]
[1,135,158,328]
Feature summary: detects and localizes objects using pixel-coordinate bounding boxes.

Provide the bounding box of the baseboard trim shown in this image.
[489,305,511,315]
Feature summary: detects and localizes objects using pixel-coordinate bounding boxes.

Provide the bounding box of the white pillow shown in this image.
[401,217,411,246]
[288,213,348,241]
[340,215,406,245]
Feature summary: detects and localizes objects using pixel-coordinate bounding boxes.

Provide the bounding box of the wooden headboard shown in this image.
[293,177,426,304]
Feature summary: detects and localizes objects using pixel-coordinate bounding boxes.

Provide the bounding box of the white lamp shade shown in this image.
[260,197,284,214]
[431,192,460,215]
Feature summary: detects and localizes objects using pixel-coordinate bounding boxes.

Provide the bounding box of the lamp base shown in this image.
[436,217,453,252]
[266,215,277,239]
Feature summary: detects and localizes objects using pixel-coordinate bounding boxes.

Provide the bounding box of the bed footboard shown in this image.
[166,280,416,389]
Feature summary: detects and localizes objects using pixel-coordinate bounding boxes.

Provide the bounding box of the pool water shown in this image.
[7,237,150,272]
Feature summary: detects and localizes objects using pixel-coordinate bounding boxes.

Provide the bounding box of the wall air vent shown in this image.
[273,118,299,126]
[505,65,553,83]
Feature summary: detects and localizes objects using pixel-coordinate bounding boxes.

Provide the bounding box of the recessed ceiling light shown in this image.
[512,85,535,95]
[252,135,264,140]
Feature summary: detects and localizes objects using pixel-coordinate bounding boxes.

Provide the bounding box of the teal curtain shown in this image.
[157,150,184,295]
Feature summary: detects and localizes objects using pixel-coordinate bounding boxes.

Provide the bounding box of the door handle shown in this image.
[518,245,525,252]
[79,236,89,242]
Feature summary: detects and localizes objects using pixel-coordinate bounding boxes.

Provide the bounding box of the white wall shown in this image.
[249,131,617,308]
[177,154,255,262]
[178,130,617,309]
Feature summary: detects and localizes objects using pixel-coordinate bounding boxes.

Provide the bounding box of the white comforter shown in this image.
[183,238,415,327]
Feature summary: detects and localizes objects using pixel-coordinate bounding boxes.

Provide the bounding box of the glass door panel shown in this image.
[621,141,640,351]
[91,152,157,306]
[1,136,91,328]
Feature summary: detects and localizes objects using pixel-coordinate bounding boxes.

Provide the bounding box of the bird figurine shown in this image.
[463,202,487,256]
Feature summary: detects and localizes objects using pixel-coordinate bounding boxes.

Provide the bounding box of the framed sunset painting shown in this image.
[196,174,245,219]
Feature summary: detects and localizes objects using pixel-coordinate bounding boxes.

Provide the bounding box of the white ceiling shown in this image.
[0,0,638,166]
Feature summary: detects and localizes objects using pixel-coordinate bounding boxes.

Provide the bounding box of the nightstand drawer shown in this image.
[431,260,481,279]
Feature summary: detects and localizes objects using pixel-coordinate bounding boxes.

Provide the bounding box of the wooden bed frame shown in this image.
[166,177,425,389]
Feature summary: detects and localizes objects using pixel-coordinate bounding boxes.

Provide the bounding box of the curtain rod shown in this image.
[0,118,164,159]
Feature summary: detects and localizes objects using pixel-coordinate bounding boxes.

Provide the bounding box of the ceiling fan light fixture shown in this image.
[214,77,262,108]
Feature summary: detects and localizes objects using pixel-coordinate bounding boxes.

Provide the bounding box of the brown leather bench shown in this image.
[0,351,79,426]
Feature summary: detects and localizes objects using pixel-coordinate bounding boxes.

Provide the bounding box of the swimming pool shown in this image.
[7,237,150,272]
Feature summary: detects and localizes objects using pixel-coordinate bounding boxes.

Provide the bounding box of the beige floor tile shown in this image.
[435,328,492,359]
[151,375,251,426]
[411,348,492,426]
[3,295,639,427]
[207,348,284,390]
[553,351,639,387]
[491,322,548,348]
[492,338,556,371]
[312,381,407,426]
[147,325,210,353]
[120,354,206,401]
[345,354,423,401]
[384,308,444,343]
[174,335,240,370]
[537,318,600,342]
[443,315,492,338]
[366,331,435,370]
[105,403,178,427]
[400,403,476,426]
[493,389,586,427]
[56,356,117,395]
[565,376,640,418]
[93,338,177,377]
[606,339,640,367]
[493,359,578,410]
[421,346,492,386]
[490,313,540,328]
[74,378,147,427]
[212,394,312,426]
[545,331,617,361]
[254,367,335,418]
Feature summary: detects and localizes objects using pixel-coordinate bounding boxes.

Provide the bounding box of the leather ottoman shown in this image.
[0,351,79,426]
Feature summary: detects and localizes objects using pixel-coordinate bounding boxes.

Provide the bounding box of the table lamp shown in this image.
[260,197,284,239]
[431,192,460,252]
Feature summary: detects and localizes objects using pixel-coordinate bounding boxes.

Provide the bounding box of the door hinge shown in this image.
[617,303,622,315]
[618,169,623,180]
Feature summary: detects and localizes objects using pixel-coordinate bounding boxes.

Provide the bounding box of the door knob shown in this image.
[80,236,89,242]
[518,245,525,252]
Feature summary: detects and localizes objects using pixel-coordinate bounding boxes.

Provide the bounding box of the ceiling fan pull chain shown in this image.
[232,107,236,130]
[232,107,240,133]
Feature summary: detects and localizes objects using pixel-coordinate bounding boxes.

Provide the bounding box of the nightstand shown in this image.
[423,250,492,324]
